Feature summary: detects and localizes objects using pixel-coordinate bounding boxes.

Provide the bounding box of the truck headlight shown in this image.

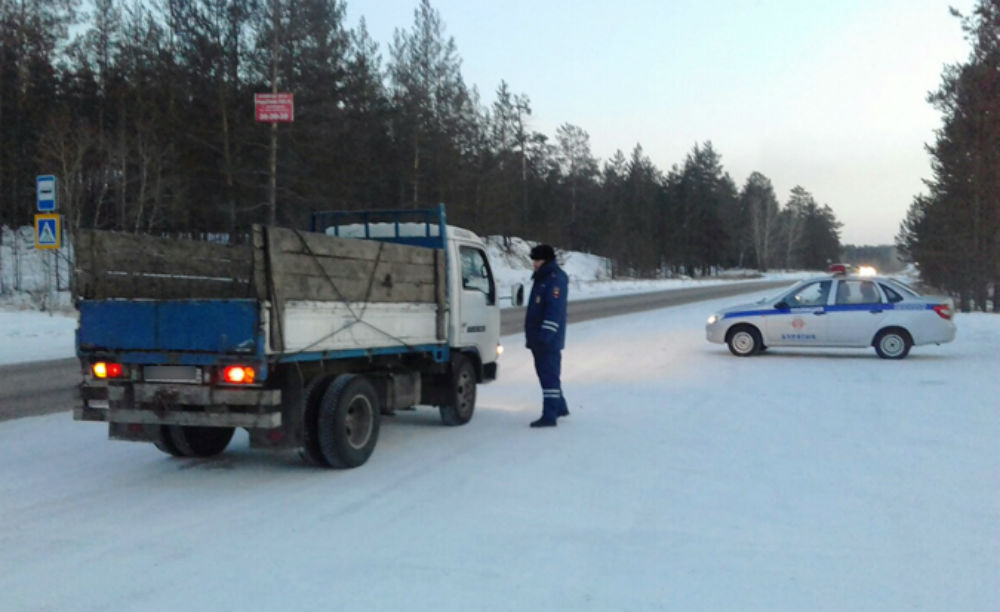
[496,343,504,357]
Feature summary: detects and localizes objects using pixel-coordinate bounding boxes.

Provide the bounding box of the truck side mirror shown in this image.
[512,284,525,307]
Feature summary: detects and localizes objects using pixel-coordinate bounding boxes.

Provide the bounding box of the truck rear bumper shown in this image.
[75,406,281,428]
[113,383,281,406]
[75,382,282,428]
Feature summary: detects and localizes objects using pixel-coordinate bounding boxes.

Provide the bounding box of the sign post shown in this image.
[34,174,62,304]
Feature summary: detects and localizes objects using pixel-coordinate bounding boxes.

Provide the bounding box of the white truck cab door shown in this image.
[455,244,500,364]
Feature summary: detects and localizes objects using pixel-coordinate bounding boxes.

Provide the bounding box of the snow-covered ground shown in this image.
[1,288,997,610]
[1,231,996,610]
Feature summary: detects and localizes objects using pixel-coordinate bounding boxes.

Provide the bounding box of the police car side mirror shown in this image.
[512,284,525,307]
[775,301,790,310]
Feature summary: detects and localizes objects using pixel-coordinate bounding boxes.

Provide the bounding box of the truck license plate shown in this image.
[143,365,201,383]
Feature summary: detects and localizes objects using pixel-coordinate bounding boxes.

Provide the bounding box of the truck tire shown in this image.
[301,374,336,466]
[167,425,235,457]
[439,354,476,426]
[317,374,380,468]
[153,426,185,457]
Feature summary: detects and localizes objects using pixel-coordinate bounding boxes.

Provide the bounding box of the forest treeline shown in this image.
[4,0,867,278]
[896,1,1000,311]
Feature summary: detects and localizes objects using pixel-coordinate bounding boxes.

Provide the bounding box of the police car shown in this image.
[705,266,956,359]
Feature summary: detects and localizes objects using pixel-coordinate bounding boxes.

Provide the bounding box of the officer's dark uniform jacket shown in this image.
[524,259,568,350]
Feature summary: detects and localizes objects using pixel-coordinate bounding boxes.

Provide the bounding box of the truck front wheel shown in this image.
[318,374,380,468]
[166,425,235,457]
[439,354,476,426]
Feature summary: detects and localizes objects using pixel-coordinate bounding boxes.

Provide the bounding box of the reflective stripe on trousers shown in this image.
[531,347,567,420]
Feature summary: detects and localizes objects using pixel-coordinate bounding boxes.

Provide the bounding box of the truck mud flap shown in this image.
[75,383,110,422]
[482,361,498,382]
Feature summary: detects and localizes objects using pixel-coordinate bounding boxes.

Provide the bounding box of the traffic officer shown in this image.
[524,244,570,428]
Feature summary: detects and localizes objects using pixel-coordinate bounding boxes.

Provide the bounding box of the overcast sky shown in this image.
[347,0,973,246]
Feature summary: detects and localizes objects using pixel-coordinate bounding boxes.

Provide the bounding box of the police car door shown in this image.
[826,279,887,346]
[764,280,832,346]
[456,244,499,362]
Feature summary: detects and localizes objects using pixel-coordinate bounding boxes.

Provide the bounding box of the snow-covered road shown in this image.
[1,291,998,611]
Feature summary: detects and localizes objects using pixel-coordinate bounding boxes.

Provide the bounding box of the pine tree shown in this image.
[387,0,474,214]
[739,171,779,271]
[899,1,1000,310]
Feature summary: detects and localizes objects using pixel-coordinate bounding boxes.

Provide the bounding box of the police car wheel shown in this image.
[874,328,912,359]
[727,326,762,357]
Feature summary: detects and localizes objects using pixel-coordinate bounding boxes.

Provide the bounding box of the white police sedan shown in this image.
[705,271,956,359]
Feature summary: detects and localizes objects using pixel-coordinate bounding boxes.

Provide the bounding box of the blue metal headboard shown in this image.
[309,204,448,250]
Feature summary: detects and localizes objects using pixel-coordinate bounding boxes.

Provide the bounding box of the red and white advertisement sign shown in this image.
[255,93,294,123]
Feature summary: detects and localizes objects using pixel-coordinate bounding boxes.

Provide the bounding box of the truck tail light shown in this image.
[223,365,256,384]
[93,361,125,379]
[933,303,953,320]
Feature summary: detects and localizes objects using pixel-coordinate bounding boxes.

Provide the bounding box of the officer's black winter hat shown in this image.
[529,244,556,262]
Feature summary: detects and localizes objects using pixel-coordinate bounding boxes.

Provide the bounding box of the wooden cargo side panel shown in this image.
[89,276,255,300]
[272,257,439,303]
[266,227,442,304]
[75,229,253,300]
[270,228,436,266]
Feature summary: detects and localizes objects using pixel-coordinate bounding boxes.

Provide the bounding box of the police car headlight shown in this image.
[707,314,720,325]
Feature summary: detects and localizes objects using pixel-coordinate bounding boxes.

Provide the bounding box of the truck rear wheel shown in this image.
[301,374,336,466]
[153,426,185,457]
[439,354,476,426]
[167,425,235,457]
[318,374,380,468]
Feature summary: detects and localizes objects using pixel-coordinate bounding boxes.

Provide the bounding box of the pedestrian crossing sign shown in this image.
[35,214,61,249]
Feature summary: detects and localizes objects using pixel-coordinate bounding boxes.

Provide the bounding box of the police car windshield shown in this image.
[757,282,801,304]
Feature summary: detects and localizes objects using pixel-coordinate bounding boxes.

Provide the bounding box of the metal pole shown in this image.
[268,0,279,226]
[269,122,277,226]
